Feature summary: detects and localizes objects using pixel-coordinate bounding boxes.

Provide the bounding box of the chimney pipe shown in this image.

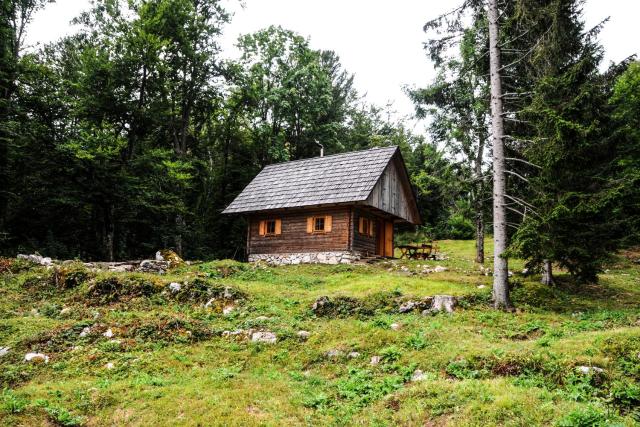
[315,140,324,157]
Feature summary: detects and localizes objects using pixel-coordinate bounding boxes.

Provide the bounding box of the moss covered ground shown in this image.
[1,240,639,426]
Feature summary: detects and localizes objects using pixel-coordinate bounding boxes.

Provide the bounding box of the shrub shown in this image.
[445,359,487,380]
[1,389,28,414]
[555,405,607,427]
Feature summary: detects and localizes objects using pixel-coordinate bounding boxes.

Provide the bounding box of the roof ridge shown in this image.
[263,145,398,169]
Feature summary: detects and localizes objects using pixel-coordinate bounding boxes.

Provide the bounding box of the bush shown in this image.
[555,405,607,427]
[1,389,28,414]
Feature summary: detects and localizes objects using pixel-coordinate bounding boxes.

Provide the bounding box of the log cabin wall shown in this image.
[351,208,378,256]
[248,207,351,255]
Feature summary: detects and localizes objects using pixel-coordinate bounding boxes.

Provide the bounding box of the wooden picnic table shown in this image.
[397,242,439,260]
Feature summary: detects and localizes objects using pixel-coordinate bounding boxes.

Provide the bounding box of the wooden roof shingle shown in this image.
[223,146,399,214]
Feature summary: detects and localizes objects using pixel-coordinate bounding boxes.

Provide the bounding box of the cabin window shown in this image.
[266,220,276,235]
[259,219,281,236]
[307,215,332,233]
[359,216,375,237]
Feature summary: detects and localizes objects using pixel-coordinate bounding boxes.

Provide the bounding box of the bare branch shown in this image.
[505,170,530,183]
[505,157,542,169]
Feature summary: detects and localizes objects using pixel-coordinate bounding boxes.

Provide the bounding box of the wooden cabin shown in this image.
[222,146,421,264]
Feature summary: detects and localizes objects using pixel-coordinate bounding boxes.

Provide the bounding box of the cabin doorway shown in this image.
[376,220,394,257]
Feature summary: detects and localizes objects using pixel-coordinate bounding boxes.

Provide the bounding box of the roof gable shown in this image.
[223,146,419,223]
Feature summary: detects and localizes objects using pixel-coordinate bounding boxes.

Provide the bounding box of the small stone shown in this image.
[105,362,115,370]
[79,326,91,337]
[60,307,72,316]
[155,251,165,261]
[477,284,486,289]
[169,282,181,293]
[222,329,245,337]
[223,305,234,315]
[411,369,426,382]
[103,328,114,338]
[204,298,216,308]
[434,265,448,273]
[576,366,604,375]
[297,330,311,340]
[326,349,344,359]
[390,323,402,331]
[370,355,381,366]
[398,301,417,313]
[24,352,49,364]
[348,351,361,359]
[251,331,277,344]
[255,316,270,321]
[223,287,234,299]
[0,347,9,357]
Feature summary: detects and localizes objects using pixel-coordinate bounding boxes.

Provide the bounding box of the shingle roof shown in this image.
[223,146,399,214]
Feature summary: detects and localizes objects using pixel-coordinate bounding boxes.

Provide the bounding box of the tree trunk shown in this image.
[488,0,512,309]
[102,204,115,262]
[475,212,484,264]
[541,259,555,286]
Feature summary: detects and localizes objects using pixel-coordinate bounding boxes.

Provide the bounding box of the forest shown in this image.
[1,0,639,287]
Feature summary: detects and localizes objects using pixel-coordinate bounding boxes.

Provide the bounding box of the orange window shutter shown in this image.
[307,217,313,233]
[358,217,364,233]
[369,220,375,237]
[258,220,266,236]
[275,219,282,235]
[325,215,332,232]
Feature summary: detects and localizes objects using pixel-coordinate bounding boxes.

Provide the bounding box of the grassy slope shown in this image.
[0,240,639,426]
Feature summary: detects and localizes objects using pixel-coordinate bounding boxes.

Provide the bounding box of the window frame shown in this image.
[265,219,277,235]
[313,216,326,233]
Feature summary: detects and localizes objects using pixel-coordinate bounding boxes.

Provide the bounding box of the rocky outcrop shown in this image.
[249,251,362,265]
[422,295,457,314]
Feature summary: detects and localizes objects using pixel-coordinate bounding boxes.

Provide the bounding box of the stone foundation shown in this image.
[249,251,362,265]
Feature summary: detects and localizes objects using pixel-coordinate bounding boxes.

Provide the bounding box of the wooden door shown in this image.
[384,221,394,257]
[376,220,385,256]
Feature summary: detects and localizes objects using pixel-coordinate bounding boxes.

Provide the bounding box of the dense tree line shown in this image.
[1,0,638,295]
[411,0,640,298]
[1,0,444,260]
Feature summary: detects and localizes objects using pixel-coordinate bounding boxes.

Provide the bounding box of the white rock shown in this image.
[41,257,52,266]
[103,328,114,338]
[222,329,245,337]
[576,366,604,375]
[411,369,426,382]
[60,307,72,316]
[434,265,448,273]
[297,330,311,340]
[326,349,343,358]
[79,326,91,337]
[223,305,235,315]
[370,355,381,366]
[105,362,115,370]
[24,352,49,363]
[168,282,181,293]
[428,295,457,313]
[347,351,361,359]
[390,323,402,331]
[204,298,216,308]
[155,251,165,261]
[223,287,234,299]
[0,347,9,357]
[477,285,487,289]
[251,331,277,344]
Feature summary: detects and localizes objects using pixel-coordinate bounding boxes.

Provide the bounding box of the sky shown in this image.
[26,0,640,130]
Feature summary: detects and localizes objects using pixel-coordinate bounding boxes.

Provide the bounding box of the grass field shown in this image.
[1,240,639,426]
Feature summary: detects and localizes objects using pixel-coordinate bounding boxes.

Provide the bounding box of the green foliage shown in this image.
[1,389,28,414]
[555,405,608,427]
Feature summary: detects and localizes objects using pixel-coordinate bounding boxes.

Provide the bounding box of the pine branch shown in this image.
[505,157,542,169]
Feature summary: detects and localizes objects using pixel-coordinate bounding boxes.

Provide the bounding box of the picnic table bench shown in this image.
[397,242,439,260]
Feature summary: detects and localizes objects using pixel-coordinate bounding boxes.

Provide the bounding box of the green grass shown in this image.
[1,240,639,426]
